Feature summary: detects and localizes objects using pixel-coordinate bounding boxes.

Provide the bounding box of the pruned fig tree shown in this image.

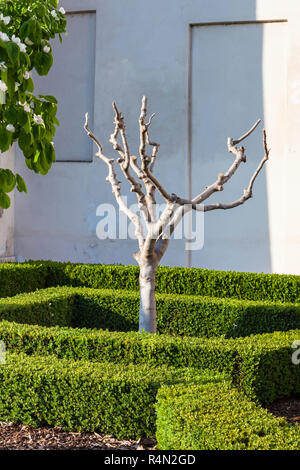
[84,97,269,333]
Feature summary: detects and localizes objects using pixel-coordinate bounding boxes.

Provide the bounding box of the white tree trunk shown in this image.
[138,260,157,333]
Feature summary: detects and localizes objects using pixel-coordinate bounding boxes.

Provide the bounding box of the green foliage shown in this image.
[0,352,223,439]
[2,261,300,303]
[233,330,300,404]
[156,382,300,450]
[26,260,300,303]
[1,285,300,338]
[0,0,67,208]
[0,262,49,297]
[0,287,75,327]
[1,261,300,446]
[74,288,300,338]
[0,317,299,405]
[0,319,238,374]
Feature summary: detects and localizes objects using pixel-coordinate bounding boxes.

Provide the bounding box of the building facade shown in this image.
[1,0,300,274]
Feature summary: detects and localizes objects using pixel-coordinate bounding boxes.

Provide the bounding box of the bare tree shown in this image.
[84,97,269,334]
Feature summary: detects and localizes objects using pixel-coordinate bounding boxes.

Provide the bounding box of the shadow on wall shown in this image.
[14,0,286,272]
[190,1,272,273]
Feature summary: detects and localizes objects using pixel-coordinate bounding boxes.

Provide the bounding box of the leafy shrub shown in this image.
[0,0,67,208]
[0,352,225,439]
[34,260,300,303]
[0,263,49,297]
[0,319,299,404]
[1,286,300,339]
[0,320,238,374]
[234,330,300,404]
[0,287,75,326]
[2,261,299,303]
[156,382,300,450]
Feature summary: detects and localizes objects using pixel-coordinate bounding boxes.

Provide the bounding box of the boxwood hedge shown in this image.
[0,287,75,327]
[0,352,225,439]
[0,320,299,404]
[0,320,239,374]
[1,286,300,339]
[156,382,300,450]
[1,261,299,303]
[0,263,48,298]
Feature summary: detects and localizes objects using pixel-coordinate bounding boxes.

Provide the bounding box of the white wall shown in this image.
[12,0,300,273]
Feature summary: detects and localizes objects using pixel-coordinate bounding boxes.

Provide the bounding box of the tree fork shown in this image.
[84,97,269,334]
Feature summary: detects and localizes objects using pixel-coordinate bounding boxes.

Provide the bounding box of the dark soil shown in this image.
[0,422,157,450]
[267,397,300,425]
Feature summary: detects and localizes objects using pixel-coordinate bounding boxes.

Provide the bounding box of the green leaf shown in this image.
[39,147,52,174]
[16,174,27,193]
[0,169,16,193]
[17,109,28,126]
[25,78,34,93]
[19,19,30,40]
[23,115,31,134]
[23,145,36,159]
[0,191,10,209]
[6,69,16,98]
[34,51,53,76]
[18,129,32,152]
[44,142,56,164]
[38,94,58,104]
[20,19,42,44]
[4,107,18,125]
[20,52,31,68]
[49,0,59,7]
[0,38,8,50]
[5,42,20,66]
[0,128,12,152]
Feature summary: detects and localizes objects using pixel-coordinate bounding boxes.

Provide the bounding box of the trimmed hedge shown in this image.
[0,352,225,439]
[0,320,299,404]
[0,263,49,298]
[0,320,238,374]
[234,330,300,404]
[41,261,300,302]
[0,288,75,327]
[156,382,300,450]
[1,261,300,303]
[1,286,300,339]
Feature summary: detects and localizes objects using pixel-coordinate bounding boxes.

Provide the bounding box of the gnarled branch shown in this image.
[84,113,145,250]
[158,126,269,256]
[203,129,269,212]
[84,98,269,263]
[109,103,150,223]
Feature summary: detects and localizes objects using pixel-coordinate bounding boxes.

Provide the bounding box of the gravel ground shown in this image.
[0,422,157,450]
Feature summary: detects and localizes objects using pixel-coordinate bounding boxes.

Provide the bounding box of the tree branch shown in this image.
[138,96,160,222]
[203,129,269,212]
[192,119,262,205]
[109,102,151,223]
[157,127,270,255]
[232,119,261,145]
[84,113,145,250]
[85,98,269,266]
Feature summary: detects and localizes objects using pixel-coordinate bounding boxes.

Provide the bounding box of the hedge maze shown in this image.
[0,261,300,449]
